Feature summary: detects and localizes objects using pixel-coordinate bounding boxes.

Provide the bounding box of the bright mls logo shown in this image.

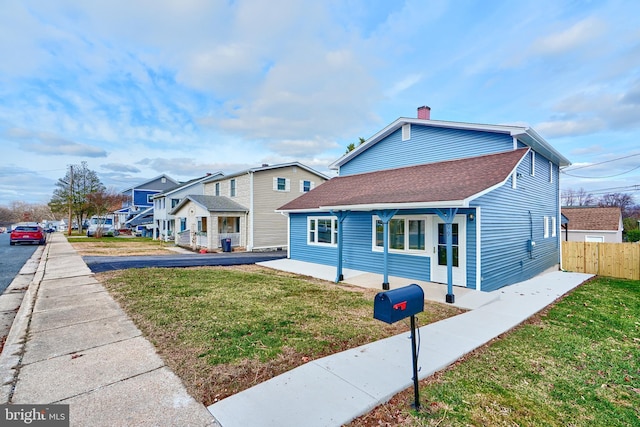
[1,405,69,426]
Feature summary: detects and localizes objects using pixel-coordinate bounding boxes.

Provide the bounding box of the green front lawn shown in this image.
[350,276,640,426]
[99,266,464,405]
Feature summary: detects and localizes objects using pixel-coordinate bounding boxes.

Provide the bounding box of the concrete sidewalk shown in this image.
[0,233,217,426]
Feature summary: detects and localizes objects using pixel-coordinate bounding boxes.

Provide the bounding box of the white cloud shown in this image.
[531,17,605,56]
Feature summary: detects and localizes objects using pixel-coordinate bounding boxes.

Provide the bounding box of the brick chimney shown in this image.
[417,105,431,120]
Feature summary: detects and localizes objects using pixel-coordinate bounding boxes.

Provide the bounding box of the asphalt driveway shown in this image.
[83,251,288,273]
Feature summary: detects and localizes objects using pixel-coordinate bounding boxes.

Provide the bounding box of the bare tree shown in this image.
[86,188,127,237]
[598,193,634,216]
[561,188,594,206]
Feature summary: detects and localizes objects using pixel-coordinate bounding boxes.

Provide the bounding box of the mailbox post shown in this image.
[373,284,424,410]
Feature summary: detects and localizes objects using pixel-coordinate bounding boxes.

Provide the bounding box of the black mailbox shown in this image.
[373,284,424,324]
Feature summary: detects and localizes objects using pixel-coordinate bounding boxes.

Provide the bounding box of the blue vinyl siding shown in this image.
[133,190,157,207]
[341,125,514,176]
[473,151,559,291]
[290,209,478,288]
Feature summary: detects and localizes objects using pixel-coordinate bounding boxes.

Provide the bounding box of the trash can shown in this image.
[221,238,232,252]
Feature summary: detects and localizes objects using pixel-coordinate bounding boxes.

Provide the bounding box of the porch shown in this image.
[177,229,242,251]
[257,258,498,310]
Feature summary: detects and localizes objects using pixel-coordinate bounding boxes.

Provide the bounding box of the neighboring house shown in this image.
[278,106,571,296]
[125,207,154,237]
[152,172,223,241]
[170,162,329,251]
[116,174,180,230]
[561,206,623,243]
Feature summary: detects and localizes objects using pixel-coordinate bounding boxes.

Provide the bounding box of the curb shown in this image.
[0,243,48,403]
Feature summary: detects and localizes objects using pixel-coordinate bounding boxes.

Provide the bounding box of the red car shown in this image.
[10,224,46,245]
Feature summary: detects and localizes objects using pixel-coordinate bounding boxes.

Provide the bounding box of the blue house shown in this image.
[278,106,570,299]
[116,174,180,230]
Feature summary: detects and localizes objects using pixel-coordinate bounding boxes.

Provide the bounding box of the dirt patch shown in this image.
[70,239,177,256]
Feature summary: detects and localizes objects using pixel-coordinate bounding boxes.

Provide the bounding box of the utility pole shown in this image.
[67,165,73,236]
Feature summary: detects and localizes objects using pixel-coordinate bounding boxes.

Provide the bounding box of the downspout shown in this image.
[248,171,254,251]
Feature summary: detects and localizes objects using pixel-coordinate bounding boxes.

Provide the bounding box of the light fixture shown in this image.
[468,213,475,221]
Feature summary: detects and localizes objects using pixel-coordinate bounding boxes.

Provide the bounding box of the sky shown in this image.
[1,0,639,207]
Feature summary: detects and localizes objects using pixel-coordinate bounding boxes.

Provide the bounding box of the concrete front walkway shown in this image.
[0,233,217,426]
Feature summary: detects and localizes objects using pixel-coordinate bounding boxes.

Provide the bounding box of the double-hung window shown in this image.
[230,179,236,197]
[300,180,313,192]
[308,216,338,246]
[373,215,426,253]
[274,177,290,192]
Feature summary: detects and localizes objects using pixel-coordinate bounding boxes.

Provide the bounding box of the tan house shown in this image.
[561,206,623,243]
[170,162,329,251]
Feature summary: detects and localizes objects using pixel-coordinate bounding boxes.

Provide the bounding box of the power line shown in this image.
[563,153,640,172]
[561,164,640,178]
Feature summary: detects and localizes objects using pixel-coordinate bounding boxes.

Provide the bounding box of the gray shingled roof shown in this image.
[279,149,529,211]
[172,195,248,214]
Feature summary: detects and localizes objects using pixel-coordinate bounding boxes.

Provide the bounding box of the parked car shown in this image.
[10,223,46,245]
[86,215,119,237]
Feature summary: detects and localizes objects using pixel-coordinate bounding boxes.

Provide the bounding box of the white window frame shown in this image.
[372,215,429,255]
[551,216,556,237]
[273,177,290,192]
[307,216,338,247]
[215,182,220,196]
[549,161,553,183]
[543,216,549,238]
[300,180,314,193]
[530,151,536,176]
[230,179,236,197]
[147,194,153,204]
[402,123,411,141]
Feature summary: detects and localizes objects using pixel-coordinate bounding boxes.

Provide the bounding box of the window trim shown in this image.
[530,151,536,176]
[549,161,553,183]
[401,123,411,141]
[543,216,549,238]
[230,179,236,197]
[274,177,290,192]
[300,180,313,193]
[307,216,338,247]
[551,216,556,237]
[372,215,428,255]
[215,182,220,196]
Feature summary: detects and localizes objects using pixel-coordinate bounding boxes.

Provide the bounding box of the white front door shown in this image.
[432,215,466,286]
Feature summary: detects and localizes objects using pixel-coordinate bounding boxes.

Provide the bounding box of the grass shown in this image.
[98,265,464,405]
[349,276,640,427]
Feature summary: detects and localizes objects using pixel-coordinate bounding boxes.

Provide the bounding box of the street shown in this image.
[0,233,40,294]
